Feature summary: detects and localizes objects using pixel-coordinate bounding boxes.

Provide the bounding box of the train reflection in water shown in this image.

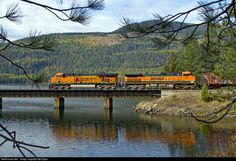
[51,122,196,147]
[1,107,236,157]
[123,127,196,147]
[50,111,236,157]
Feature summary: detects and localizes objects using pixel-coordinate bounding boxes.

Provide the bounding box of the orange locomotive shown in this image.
[124,71,196,89]
[49,72,118,89]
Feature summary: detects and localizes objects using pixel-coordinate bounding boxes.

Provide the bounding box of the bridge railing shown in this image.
[0,89,161,98]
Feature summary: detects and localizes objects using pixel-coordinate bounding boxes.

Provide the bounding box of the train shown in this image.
[48,71,234,90]
[49,71,201,90]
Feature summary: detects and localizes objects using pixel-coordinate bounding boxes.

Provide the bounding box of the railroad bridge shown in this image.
[0,89,161,110]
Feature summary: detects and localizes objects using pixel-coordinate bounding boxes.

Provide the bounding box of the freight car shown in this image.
[202,72,233,89]
[124,71,197,89]
[49,72,118,89]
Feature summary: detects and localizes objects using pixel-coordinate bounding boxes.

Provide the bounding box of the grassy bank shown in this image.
[134,90,236,118]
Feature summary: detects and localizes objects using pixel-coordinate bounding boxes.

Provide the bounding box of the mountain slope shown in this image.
[112,20,206,37]
[0,21,205,83]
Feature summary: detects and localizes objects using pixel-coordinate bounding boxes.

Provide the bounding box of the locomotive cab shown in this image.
[182,71,193,76]
[49,72,65,89]
[171,71,196,89]
[55,73,64,77]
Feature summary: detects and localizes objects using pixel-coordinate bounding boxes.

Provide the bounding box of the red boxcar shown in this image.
[202,72,233,89]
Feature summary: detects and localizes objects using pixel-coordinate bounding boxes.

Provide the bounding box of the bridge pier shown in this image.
[104,109,113,122]
[104,97,113,110]
[54,97,65,110]
[0,97,2,110]
[53,109,64,121]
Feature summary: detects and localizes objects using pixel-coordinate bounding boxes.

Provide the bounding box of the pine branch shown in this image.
[5,3,23,23]
[191,96,236,124]
[0,124,49,158]
[122,0,236,49]
[21,0,104,24]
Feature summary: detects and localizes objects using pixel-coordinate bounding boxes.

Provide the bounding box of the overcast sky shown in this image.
[0,0,200,40]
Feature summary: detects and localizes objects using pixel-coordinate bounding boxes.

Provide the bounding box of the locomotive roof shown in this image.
[63,73,118,77]
[159,72,181,76]
[125,74,143,77]
[125,72,181,77]
[98,73,118,76]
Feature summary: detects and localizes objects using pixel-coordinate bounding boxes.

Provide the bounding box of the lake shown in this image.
[0,84,236,157]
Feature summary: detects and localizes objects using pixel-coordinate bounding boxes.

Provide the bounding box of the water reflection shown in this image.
[49,110,236,157]
[52,109,117,141]
[137,114,236,157]
[124,128,196,147]
[1,107,236,157]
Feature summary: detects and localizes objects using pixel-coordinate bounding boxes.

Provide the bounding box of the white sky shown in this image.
[0,0,200,40]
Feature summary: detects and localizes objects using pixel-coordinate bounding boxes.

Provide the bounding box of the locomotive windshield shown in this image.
[182,71,193,76]
[55,73,64,77]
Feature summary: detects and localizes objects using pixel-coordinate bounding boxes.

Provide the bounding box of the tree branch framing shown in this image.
[122,0,236,49]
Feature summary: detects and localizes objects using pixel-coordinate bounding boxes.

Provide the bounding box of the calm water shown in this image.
[1,84,236,157]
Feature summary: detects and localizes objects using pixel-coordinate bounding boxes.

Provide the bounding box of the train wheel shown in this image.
[191,85,196,90]
[49,85,54,89]
[96,85,102,89]
[54,86,59,90]
[174,85,181,90]
[173,85,176,89]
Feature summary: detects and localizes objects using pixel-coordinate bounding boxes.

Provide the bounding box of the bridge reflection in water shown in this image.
[52,110,197,147]
[52,109,118,141]
[1,109,236,157]
[50,111,236,156]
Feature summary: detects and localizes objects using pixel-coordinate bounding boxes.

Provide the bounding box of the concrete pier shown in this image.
[104,109,113,122]
[53,109,64,121]
[0,97,2,109]
[104,97,113,109]
[54,97,65,110]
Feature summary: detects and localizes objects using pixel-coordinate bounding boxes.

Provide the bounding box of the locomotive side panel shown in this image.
[124,72,196,89]
[99,75,118,85]
[124,75,143,85]
[77,75,101,84]
[49,74,76,89]
[49,73,119,89]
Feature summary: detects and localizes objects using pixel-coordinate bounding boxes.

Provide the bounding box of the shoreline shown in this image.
[133,90,236,118]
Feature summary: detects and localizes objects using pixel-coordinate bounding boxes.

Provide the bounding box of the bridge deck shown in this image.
[0,89,161,98]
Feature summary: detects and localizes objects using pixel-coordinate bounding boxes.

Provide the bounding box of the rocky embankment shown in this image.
[133,90,236,118]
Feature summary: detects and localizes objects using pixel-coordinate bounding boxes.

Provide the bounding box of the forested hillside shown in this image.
[0,21,204,83]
